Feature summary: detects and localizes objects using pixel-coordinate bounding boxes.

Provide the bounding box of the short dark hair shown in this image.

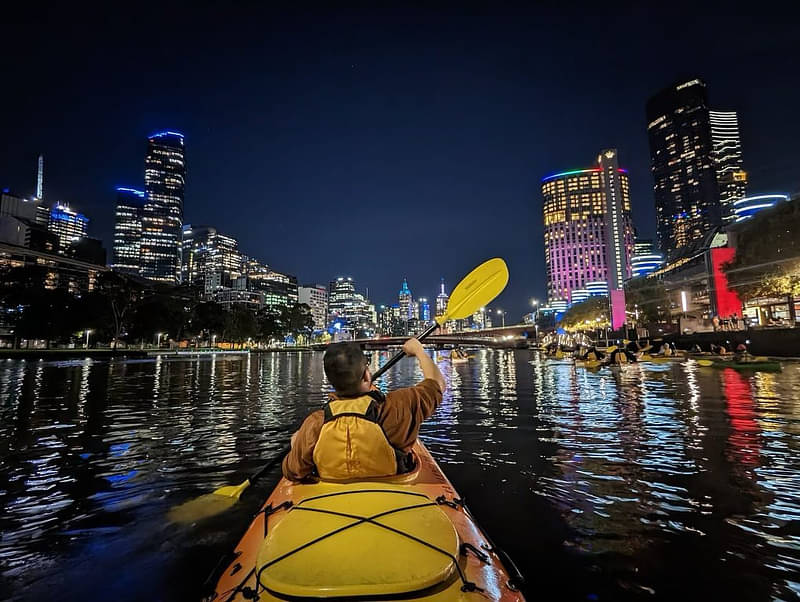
[323,342,367,395]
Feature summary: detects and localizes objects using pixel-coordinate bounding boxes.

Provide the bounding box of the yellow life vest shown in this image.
[312,391,409,481]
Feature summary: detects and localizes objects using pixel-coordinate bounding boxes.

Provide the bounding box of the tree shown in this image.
[92,272,144,348]
[281,303,314,339]
[724,199,800,302]
[560,296,609,331]
[624,277,672,324]
[225,306,258,345]
[186,302,228,343]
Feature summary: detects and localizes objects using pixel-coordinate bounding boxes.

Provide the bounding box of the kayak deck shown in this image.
[207,441,524,601]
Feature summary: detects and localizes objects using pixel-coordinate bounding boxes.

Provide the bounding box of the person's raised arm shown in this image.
[402,338,446,394]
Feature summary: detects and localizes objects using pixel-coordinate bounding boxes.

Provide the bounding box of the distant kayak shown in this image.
[699,358,782,372]
[207,441,525,601]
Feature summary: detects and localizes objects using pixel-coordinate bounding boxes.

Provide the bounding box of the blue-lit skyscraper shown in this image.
[141,131,186,283]
[112,187,146,274]
[398,278,413,321]
[47,203,88,253]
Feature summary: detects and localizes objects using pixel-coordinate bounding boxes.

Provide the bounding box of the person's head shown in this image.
[324,342,371,396]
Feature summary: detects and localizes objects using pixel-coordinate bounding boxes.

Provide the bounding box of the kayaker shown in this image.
[734,343,750,363]
[282,339,446,482]
[581,346,605,361]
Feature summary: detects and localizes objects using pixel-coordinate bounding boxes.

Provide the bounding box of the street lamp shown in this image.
[496,309,506,328]
[212,334,217,347]
[84,329,92,349]
[157,332,164,347]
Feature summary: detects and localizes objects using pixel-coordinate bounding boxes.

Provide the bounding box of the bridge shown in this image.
[311,324,538,350]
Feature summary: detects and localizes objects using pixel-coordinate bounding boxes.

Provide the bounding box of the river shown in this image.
[1,350,798,600]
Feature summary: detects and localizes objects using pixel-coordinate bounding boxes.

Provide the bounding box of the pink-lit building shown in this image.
[541,149,635,305]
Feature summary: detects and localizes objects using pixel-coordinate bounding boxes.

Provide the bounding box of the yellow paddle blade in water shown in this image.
[168,480,250,524]
[697,359,714,367]
[439,258,509,323]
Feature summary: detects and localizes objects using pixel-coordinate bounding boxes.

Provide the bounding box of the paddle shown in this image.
[371,257,509,381]
[168,257,509,524]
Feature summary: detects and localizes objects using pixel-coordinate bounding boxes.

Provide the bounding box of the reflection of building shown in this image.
[398,278,413,321]
[298,284,328,331]
[112,188,146,274]
[647,79,720,256]
[541,151,634,305]
[630,239,664,279]
[141,131,186,283]
[733,194,789,223]
[46,203,89,252]
[710,111,747,224]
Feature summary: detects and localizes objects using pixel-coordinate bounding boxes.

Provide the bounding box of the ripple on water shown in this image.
[1,351,799,600]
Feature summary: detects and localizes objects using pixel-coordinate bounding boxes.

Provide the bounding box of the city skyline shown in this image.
[1,11,798,318]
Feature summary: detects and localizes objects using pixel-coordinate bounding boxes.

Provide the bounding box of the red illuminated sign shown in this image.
[710,247,742,317]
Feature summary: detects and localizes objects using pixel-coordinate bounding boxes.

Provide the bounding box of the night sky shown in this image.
[2,8,798,319]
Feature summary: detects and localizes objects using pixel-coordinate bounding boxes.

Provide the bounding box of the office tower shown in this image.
[418,298,431,323]
[182,225,242,295]
[0,191,42,221]
[398,278,413,321]
[630,239,664,278]
[141,131,186,283]
[328,277,357,325]
[646,79,720,256]
[541,153,633,305]
[111,187,146,274]
[733,194,789,223]
[710,110,747,223]
[298,284,329,330]
[435,278,449,317]
[46,203,89,252]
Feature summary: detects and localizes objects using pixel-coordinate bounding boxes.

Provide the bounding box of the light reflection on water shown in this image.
[1,350,799,600]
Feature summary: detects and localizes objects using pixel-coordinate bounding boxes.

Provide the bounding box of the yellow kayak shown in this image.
[207,441,525,601]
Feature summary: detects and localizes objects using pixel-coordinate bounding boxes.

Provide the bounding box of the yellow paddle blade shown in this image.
[439,258,509,323]
[167,479,251,524]
[697,359,713,367]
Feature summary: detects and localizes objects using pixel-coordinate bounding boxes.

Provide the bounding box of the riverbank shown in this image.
[0,348,149,360]
[670,326,800,357]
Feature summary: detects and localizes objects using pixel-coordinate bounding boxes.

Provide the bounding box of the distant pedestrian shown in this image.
[712,315,720,331]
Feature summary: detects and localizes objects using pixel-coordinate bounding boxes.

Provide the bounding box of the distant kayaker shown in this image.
[581,346,605,361]
[734,343,750,363]
[282,339,446,482]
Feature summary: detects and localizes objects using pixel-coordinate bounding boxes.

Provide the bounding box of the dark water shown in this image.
[1,351,799,601]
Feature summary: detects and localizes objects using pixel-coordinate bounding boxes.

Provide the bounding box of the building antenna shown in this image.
[36,154,44,199]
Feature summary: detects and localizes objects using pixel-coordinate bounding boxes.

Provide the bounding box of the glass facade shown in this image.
[141,131,186,283]
[646,79,720,257]
[398,278,413,321]
[710,111,747,224]
[47,203,89,253]
[181,225,242,296]
[111,188,145,274]
[541,159,633,305]
[630,239,664,278]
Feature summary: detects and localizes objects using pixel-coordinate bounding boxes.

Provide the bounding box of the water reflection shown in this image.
[1,351,799,600]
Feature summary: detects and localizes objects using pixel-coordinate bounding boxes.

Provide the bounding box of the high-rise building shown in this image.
[298,284,329,331]
[327,277,373,335]
[0,191,42,221]
[541,154,634,305]
[733,193,789,223]
[141,131,186,283]
[46,203,89,252]
[244,259,297,309]
[630,239,664,279]
[435,278,449,317]
[398,278,413,321]
[710,110,747,224]
[328,277,356,325]
[111,187,146,274]
[646,79,720,256]
[182,225,242,296]
[418,298,431,323]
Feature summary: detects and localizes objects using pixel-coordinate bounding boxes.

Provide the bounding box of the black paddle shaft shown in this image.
[370,321,440,382]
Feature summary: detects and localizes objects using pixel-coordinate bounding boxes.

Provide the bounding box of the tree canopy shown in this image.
[624,277,672,324]
[560,296,609,331]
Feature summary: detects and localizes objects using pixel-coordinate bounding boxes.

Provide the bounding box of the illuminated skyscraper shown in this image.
[733,193,789,223]
[398,278,413,321]
[141,131,186,283]
[47,203,89,252]
[435,278,449,317]
[181,225,242,295]
[418,298,431,323]
[111,187,146,274]
[646,79,720,256]
[541,152,634,305]
[710,110,747,223]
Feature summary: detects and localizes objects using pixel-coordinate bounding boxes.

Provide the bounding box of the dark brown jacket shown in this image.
[281,379,443,481]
